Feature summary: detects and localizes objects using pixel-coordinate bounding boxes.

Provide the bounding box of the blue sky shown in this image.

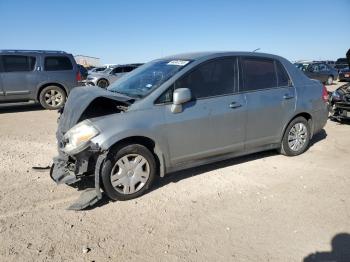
[0,0,349,64]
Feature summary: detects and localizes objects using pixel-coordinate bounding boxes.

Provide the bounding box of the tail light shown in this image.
[76,71,82,82]
[322,85,329,102]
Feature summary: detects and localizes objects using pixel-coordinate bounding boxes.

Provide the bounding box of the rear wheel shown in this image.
[39,85,66,110]
[97,79,109,88]
[280,117,311,156]
[101,144,156,201]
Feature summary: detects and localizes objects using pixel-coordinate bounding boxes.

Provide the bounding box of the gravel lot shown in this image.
[0,82,349,261]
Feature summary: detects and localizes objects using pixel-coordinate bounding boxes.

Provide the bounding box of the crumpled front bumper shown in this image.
[51,146,107,210]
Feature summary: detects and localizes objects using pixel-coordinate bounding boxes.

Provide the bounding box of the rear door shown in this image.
[161,57,247,166]
[1,54,38,101]
[240,57,296,150]
[41,55,77,92]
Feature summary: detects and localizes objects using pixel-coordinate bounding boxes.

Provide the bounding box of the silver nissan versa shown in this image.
[51,52,329,209]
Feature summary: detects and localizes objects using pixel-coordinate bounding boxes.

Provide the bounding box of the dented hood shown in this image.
[57,86,131,137]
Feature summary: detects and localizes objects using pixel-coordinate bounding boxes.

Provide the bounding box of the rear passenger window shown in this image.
[112,67,123,74]
[176,58,236,99]
[275,61,291,87]
[242,58,277,91]
[44,56,73,71]
[2,55,36,72]
[123,66,135,73]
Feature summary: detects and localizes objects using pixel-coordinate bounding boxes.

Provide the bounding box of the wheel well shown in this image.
[283,112,313,139]
[109,136,161,175]
[37,83,67,101]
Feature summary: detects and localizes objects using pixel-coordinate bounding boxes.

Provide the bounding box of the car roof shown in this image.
[160,51,286,61]
[0,49,69,55]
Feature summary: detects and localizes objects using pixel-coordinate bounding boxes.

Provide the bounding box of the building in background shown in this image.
[74,55,100,67]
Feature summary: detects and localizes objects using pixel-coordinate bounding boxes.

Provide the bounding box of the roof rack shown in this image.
[0,50,67,54]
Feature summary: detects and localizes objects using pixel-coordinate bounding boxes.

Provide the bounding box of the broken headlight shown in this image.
[62,120,99,155]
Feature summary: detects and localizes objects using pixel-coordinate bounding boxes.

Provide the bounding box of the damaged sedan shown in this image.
[51,52,329,209]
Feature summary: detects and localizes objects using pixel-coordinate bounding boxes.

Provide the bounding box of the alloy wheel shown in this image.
[287,123,308,152]
[44,89,64,107]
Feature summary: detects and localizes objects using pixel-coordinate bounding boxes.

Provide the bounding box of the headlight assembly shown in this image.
[62,120,99,155]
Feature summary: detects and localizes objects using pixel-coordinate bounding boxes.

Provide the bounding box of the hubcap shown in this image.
[288,123,308,152]
[110,154,150,195]
[44,89,63,107]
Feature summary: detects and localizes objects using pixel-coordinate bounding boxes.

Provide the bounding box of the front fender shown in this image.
[90,108,169,176]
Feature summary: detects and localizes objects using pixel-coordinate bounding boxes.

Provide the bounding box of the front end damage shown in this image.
[50,86,133,210]
[51,148,106,210]
[329,83,350,121]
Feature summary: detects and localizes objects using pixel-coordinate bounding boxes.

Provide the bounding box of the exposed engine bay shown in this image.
[51,86,135,210]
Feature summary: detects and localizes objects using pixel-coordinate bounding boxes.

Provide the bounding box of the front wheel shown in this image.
[101,144,156,201]
[97,79,109,88]
[39,85,66,110]
[280,117,311,156]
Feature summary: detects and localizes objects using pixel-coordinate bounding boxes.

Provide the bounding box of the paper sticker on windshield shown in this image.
[167,60,190,66]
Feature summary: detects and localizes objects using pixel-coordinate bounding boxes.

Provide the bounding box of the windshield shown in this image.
[107,59,191,98]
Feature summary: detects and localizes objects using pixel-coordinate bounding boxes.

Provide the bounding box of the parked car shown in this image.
[51,51,329,209]
[85,64,142,88]
[329,83,350,121]
[338,67,350,82]
[0,50,81,109]
[88,66,107,74]
[294,62,338,85]
[335,58,349,71]
[314,60,335,68]
[77,64,88,80]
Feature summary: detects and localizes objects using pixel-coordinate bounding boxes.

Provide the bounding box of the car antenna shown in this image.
[252,48,261,52]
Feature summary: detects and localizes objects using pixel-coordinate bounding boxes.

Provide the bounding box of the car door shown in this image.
[1,54,38,101]
[160,57,247,166]
[305,64,326,82]
[318,63,331,82]
[41,55,75,91]
[240,57,296,150]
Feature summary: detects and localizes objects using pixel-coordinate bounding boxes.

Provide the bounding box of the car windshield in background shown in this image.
[108,59,192,98]
[102,68,113,74]
[295,63,308,71]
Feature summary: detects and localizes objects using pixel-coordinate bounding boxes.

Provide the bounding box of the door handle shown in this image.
[229,102,242,109]
[283,94,294,100]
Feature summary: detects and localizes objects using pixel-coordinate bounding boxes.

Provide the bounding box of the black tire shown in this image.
[39,85,66,110]
[280,117,311,156]
[101,144,156,201]
[97,79,109,88]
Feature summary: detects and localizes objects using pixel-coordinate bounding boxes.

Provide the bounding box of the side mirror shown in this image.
[171,88,191,113]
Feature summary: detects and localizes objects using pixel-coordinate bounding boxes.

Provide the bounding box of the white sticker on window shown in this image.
[167,60,190,66]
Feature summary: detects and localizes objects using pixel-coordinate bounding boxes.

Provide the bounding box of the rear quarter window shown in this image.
[275,61,291,87]
[44,56,73,71]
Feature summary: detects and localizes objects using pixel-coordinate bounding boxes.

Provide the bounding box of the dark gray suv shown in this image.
[0,50,80,109]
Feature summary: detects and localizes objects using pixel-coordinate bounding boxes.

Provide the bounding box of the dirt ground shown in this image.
[0,82,349,262]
